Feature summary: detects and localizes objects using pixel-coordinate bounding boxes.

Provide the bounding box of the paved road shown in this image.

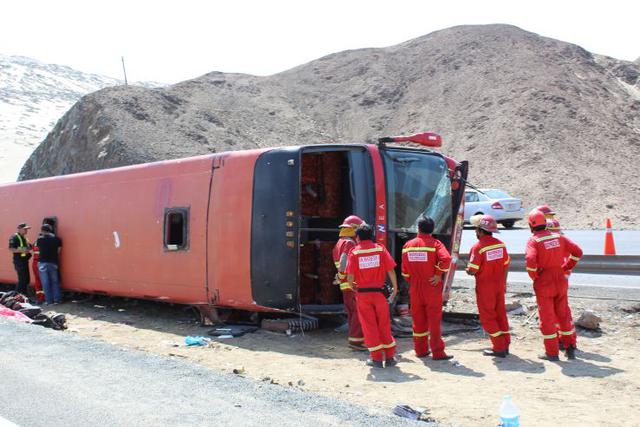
[0,320,419,427]
[460,228,640,255]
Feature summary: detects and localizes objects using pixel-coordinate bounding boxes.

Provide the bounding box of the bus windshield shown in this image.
[382,149,452,234]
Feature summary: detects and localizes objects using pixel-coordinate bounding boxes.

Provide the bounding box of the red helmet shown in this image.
[476,214,499,233]
[528,209,547,228]
[546,218,561,231]
[339,215,364,228]
[536,204,555,217]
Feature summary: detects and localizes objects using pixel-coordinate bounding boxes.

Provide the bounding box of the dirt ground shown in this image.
[27,286,640,426]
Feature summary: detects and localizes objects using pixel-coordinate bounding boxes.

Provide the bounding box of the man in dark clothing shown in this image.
[35,224,63,304]
[8,223,32,295]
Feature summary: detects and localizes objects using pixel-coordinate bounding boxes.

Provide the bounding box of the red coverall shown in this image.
[467,236,511,352]
[346,241,396,362]
[31,242,45,303]
[401,233,451,359]
[525,230,583,356]
[333,237,364,345]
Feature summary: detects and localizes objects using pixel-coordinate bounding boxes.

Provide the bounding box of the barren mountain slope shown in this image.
[19,25,640,228]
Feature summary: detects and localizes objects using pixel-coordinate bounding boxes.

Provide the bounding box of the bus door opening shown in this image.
[298,147,374,313]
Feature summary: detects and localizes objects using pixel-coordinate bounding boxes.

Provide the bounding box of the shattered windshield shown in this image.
[382,150,452,234]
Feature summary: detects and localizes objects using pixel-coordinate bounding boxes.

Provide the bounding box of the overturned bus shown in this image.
[0,133,467,318]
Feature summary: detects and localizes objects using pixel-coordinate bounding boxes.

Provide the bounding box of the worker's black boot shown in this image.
[483,349,507,358]
[433,354,454,361]
[385,356,399,367]
[565,345,577,360]
[415,351,431,358]
[538,353,560,361]
[366,359,383,368]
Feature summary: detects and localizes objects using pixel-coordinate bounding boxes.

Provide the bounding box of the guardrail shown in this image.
[457,254,640,276]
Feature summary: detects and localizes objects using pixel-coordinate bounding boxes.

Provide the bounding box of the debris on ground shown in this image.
[232,367,246,375]
[392,404,437,423]
[208,325,258,338]
[184,336,211,346]
[261,316,319,333]
[506,301,527,315]
[575,310,602,330]
[621,303,640,314]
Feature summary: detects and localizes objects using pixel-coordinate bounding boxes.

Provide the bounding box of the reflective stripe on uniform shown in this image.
[542,332,558,339]
[412,331,429,338]
[535,234,561,243]
[526,267,537,272]
[478,243,505,254]
[381,341,396,349]
[467,262,480,270]
[334,262,340,268]
[348,337,365,342]
[368,344,385,352]
[339,283,352,291]
[504,256,511,265]
[337,273,347,279]
[435,265,449,272]
[569,255,580,261]
[489,330,504,337]
[353,247,383,255]
[402,246,436,254]
[558,329,575,336]
[16,234,29,258]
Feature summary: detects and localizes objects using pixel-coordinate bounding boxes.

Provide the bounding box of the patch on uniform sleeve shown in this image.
[486,248,504,262]
[408,251,428,262]
[543,239,560,250]
[359,255,381,269]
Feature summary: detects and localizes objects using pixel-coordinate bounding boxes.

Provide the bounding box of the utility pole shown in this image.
[121,56,128,87]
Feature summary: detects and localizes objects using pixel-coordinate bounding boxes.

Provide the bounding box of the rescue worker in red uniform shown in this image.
[346,223,398,368]
[525,209,583,360]
[401,216,453,360]
[31,238,45,303]
[466,215,511,357]
[333,215,365,350]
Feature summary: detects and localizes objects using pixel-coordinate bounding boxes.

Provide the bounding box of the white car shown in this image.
[463,189,525,228]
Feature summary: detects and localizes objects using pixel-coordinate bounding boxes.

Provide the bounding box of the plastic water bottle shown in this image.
[499,395,519,427]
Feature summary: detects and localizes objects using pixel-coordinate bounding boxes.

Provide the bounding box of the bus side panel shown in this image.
[207,151,263,310]
[0,157,213,304]
[250,148,300,311]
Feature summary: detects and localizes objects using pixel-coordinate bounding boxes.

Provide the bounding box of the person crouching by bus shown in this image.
[466,215,511,358]
[333,215,365,351]
[8,222,33,296]
[401,216,453,361]
[35,224,63,305]
[525,209,582,361]
[346,224,398,368]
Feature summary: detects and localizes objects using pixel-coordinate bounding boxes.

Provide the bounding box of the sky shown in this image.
[1,0,638,84]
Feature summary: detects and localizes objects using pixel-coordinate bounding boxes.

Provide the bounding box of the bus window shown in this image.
[164,208,189,251]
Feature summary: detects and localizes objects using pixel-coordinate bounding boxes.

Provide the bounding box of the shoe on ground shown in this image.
[538,353,560,361]
[415,351,431,358]
[505,347,510,355]
[349,342,367,351]
[366,359,384,368]
[483,349,507,358]
[565,345,577,360]
[385,356,399,367]
[432,354,454,361]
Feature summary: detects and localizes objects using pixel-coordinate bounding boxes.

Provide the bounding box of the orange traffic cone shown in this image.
[604,218,616,256]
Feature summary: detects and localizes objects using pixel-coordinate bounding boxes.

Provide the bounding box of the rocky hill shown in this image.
[18,25,640,228]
